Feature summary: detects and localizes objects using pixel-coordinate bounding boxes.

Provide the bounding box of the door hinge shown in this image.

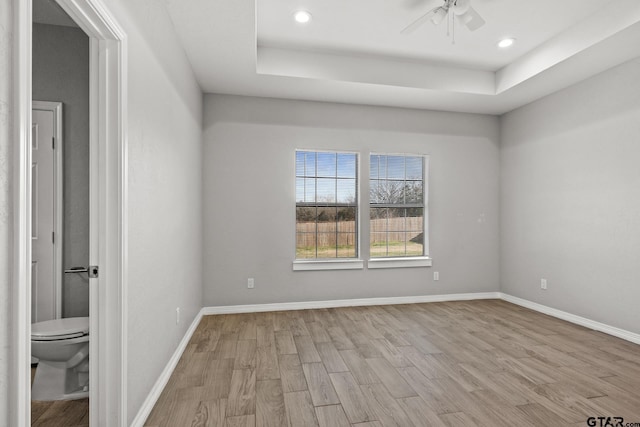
[52,137,55,150]
[89,266,99,278]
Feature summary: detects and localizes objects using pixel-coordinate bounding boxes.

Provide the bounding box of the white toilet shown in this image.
[31,317,90,401]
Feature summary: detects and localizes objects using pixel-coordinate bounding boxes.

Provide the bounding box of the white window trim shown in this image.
[293,259,364,271]
[368,256,432,269]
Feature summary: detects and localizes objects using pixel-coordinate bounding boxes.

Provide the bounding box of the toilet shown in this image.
[31,317,90,401]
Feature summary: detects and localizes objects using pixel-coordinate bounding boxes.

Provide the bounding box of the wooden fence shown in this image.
[296,217,423,247]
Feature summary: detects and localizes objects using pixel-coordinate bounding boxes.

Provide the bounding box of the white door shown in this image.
[32,104,63,323]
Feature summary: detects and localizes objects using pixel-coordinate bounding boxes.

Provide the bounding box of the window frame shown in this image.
[292,150,431,271]
[293,149,363,271]
[368,153,431,268]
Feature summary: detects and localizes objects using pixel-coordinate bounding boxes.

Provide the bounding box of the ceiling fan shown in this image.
[401,0,485,35]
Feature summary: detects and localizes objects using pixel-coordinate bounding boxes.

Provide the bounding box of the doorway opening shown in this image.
[13,0,128,425]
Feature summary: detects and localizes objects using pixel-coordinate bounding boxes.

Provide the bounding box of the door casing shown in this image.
[12,0,128,425]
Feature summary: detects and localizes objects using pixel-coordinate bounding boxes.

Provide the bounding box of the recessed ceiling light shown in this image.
[498,38,515,48]
[294,10,312,24]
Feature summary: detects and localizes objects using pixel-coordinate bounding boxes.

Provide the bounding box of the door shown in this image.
[32,102,63,323]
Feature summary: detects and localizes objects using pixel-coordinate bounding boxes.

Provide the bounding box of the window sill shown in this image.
[293,259,364,271]
[368,256,432,269]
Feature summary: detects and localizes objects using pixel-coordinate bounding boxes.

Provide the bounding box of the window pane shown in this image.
[337,153,356,178]
[370,180,381,204]
[370,232,388,257]
[337,179,356,203]
[370,207,387,233]
[379,156,387,179]
[386,235,407,256]
[316,233,337,258]
[317,207,337,232]
[387,208,406,231]
[370,155,379,179]
[295,150,358,260]
[337,207,356,232]
[296,207,316,231]
[405,181,423,204]
[296,152,305,177]
[305,178,316,202]
[296,233,316,259]
[407,231,424,255]
[317,152,336,177]
[406,157,423,180]
[337,233,356,257]
[387,156,405,180]
[369,154,426,258]
[317,178,336,203]
[406,208,424,231]
[373,180,404,204]
[305,152,316,176]
[296,178,305,202]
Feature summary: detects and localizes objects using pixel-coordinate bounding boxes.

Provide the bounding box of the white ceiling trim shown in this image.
[257,47,495,95]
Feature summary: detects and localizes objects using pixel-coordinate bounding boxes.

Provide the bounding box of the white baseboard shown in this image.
[500,293,640,345]
[201,292,502,315]
[130,308,205,427]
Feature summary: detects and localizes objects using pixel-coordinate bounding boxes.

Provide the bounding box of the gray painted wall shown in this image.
[501,58,640,334]
[0,0,13,423]
[32,23,90,318]
[202,95,500,307]
[105,0,204,422]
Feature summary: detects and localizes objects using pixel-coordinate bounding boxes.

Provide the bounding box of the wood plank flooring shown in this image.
[145,300,640,426]
[30,367,89,426]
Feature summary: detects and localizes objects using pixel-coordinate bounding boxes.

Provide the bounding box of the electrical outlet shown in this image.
[541,279,547,290]
[176,307,180,324]
[248,278,255,289]
[433,271,439,281]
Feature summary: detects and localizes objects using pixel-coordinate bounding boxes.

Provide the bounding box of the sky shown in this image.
[296,151,423,204]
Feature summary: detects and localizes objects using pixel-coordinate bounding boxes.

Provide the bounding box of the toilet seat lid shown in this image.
[31,317,89,340]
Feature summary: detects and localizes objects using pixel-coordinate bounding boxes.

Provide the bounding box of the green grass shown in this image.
[296,244,356,259]
[297,241,423,259]
[370,240,423,257]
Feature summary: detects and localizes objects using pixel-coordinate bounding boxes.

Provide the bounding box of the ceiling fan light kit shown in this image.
[431,7,449,25]
[402,0,486,42]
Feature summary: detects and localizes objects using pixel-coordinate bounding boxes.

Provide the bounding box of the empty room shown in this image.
[2,0,640,426]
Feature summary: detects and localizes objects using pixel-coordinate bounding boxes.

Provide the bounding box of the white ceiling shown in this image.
[164,0,640,114]
[258,0,608,71]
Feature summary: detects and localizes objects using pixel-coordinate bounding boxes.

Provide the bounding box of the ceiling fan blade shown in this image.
[458,6,485,31]
[403,0,433,9]
[403,0,441,10]
[401,7,438,34]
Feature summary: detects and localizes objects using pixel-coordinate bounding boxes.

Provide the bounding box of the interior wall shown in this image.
[105,0,204,422]
[32,23,90,318]
[0,0,13,423]
[202,94,500,307]
[501,58,640,334]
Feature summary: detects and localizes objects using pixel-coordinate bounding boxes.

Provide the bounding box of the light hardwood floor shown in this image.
[145,300,640,426]
[30,367,89,426]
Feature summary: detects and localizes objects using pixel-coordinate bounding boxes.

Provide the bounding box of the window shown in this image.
[296,151,358,259]
[370,154,426,258]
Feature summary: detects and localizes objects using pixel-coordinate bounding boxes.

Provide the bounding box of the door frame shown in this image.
[31,101,64,321]
[12,0,128,425]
